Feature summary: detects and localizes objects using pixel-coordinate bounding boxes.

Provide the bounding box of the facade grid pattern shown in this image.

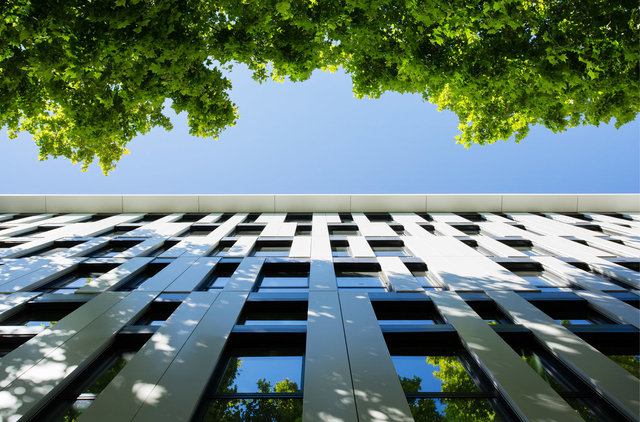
[0,203,638,421]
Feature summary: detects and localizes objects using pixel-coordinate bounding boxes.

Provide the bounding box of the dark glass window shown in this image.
[38,264,119,294]
[144,240,180,257]
[116,262,169,291]
[196,334,305,422]
[199,263,239,290]
[208,240,237,257]
[373,300,442,326]
[335,263,386,291]
[252,241,292,257]
[86,240,142,258]
[328,224,360,236]
[27,240,84,257]
[31,339,147,421]
[258,263,309,292]
[369,239,407,257]
[390,350,506,422]
[238,301,307,326]
[330,240,350,257]
[132,301,180,327]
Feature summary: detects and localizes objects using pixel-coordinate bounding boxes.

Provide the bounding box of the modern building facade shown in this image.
[0,194,638,422]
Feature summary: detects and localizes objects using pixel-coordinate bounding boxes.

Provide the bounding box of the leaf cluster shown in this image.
[2,0,638,172]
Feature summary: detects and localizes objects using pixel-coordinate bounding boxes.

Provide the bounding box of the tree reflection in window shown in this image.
[203,356,303,422]
[393,356,501,422]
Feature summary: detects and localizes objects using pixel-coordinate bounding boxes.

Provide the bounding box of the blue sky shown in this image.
[1,65,638,194]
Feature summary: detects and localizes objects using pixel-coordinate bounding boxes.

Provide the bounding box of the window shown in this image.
[132,301,180,326]
[497,238,551,256]
[0,301,83,327]
[176,213,208,223]
[510,342,627,421]
[233,224,265,236]
[512,269,569,292]
[252,241,292,257]
[116,262,169,291]
[86,240,142,258]
[38,263,119,294]
[284,213,312,222]
[144,239,180,257]
[369,239,408,257]
[372,300,442,326]
[207,240,236,257]
[198,263,239,290]
[405,262,442,290]
[238,300,307,326]
[257,263,309,292]
[365,213,393,222]
[335,263,386,291]
[27,240,84,256]
[465,298,512,325]
[449,223,480,235]
[390,351,506,422]
[185,224,218,237]
[528,299,615,326]
[328,224,360,236]
[195,334,304,422]
[330,240,350,257]
[31,340,146,421]
[295,224,312,236]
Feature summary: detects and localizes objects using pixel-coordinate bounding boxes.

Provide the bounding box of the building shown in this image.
[0,194,638,422]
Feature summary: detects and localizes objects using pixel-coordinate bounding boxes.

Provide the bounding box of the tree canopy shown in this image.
[2,0,638,173]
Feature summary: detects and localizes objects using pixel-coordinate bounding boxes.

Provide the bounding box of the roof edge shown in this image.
[0,194,638,213]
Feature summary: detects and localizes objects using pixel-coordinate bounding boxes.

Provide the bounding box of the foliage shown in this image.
[2,0,638,173]
[204,357,303,421]
[399,356,498,421]
[608,355,640,378]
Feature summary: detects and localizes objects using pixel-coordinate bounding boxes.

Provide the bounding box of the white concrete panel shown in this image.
[582,237,640,258]
[223,257,264,291]
[0,257,58,285]
[131,291,249,422]
[427,194,502,212]
[338,290,413,422]
[0,292,129,390]
[473,236,528,258]
[69,214,144,237]
[350,195,426,212]
[117,220,188,239]
[137,257,199,291]
[199,195,275,212]
[290,236,312,258]
[309,259,337,290]
[577,194,640,212]
[76,258,153,293]
[164,258,220,292]
[432,221,467,237]
[391,213,432,238]
[430,213,471,223]
[0,238,54,259]
[481,213,513,223]
[0,291,155,421]
[76,291,220,422]
[275,195,350,212]
[0,257,83,293]
[352,214,397,237]
[478,221,528,237]
[0,215,52,225]
[197,213,222,223]
[225,236,257,257]
[159,214,246,258]
[587,258,640,290]
[0,196,46,213]
[325,213,341,224]
[530,233,616,258]
[303,291,357,422]
[429,291,583,422]
[533,257,625,292]
[116,238,166,258]
[311,214,332,260]
[426,257,535,291]
[59,237,111,257]
[0,292,40,320]
[123,195,199,213]
[574,290,640,329]
[347,236,375,258]
[488,290,640,421]
[502,195,578,212]
[378,257,423,292]
[45,196,123,213]
[404,235,480,257]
